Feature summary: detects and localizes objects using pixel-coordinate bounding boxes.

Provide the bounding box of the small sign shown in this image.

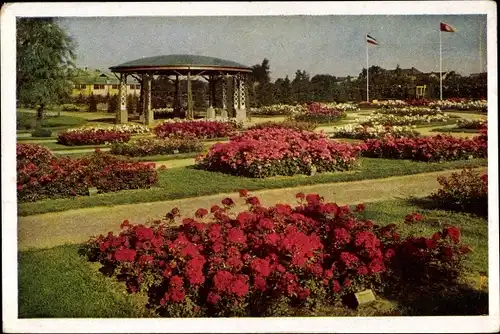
[354,289,376,306]
[88,187,98,196]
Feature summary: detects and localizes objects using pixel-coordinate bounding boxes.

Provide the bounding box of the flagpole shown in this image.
[366,34,369,102]
[439,27,443,100]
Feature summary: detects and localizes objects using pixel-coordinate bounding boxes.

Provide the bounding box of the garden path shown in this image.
[17,167,486,251]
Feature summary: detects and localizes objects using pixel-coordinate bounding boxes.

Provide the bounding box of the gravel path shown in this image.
[17,167,486,251]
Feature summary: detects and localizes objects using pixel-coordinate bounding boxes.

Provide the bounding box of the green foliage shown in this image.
[31,127,53,137]
[16,18,76,119]
[107,94,120,113]
[127,94,139,114]
[111,137,204,157]
[60,103,80,111]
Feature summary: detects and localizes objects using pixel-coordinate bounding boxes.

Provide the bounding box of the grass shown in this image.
[431,127,480,133]
[18,244,153,318]
[17,198,488,318]
[17,157,487,216]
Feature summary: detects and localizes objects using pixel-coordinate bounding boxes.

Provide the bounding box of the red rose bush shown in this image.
[196,128,364,178]
[362,129,487,162]
[17,144,158,201]
[154,119,240,139]
[58,128,131,146]
[81,191,472,317]
[293,102,347,123]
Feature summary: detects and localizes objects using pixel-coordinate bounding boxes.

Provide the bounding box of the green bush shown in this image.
[31,127,53,137]
[17,112,38,130]
[108,95,120,113]
[61,104,80,111]
[249,120,317,132]
[87,94,98,113]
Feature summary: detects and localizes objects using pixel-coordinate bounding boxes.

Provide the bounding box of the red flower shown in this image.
[230,275,249,297]
[207,292,221,304]
[444,226,461,244]
[340,252,359,268]
[296,192,305,200]
[368,259,385,273]
[257,218,274,230]
[355,203,366,212]
[114,248,136,262]
[332,280,341,293]
[250,258,272,278]
[210,205,221,213]
[227,227,246,245]
[239,189,249,197]
[120,219,130,229]
[305,193,321,204]
[253,276,267,291]
[246,196,260,206]
[135,227,154,241]
[138,255,154,265]
[384,248,396,260]
[221,197,235,207]
[195,208,209,218]
[167,287,185,302]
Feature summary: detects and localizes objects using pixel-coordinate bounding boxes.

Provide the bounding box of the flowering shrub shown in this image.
[154,119,240,139]
[293,103,347,123]
[72,123,151,134]
[359,114,451,126]
[329,124,420,140]
[81,192,472,317]
[456,118,487,130]
[250,104,307,116]
[376,106,443,116]
[153,108,175,117]
[430,168,488,216]
[248,120,317,132]
[366,99,487,111]
[362,134,487,162]
[17,144,158,201]
[196,128,364,178]
[111,136,203,157]
[57,129,131,146]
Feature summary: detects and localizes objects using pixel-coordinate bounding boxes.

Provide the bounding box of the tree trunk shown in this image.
[37,103,44,121]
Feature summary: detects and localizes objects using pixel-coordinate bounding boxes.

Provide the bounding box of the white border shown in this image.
[1,2,498,333]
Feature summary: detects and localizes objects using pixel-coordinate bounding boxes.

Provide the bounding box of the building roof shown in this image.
[72,69,139,85]
[109,54,252,74]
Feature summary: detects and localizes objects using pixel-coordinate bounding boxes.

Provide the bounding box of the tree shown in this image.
[310,74,338,102]
[292,70,311,103]
[251,58,271,84]
[17,18,76,120]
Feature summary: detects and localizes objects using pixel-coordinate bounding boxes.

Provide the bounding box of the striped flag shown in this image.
[440,22,456,32]
[366,34,378,45]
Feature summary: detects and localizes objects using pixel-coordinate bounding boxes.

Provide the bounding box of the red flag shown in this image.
[440,22,456,32]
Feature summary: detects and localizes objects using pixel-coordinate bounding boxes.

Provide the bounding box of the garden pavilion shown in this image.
[109,54,252,125]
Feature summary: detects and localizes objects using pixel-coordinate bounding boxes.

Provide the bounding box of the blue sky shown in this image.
[58,14,486,80]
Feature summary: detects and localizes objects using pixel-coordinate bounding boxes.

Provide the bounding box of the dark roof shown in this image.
[109,54,252,73]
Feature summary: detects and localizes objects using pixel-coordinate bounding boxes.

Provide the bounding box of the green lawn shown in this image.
[17,157,487,216]
[17,198,488,318]
[431,127,480,133]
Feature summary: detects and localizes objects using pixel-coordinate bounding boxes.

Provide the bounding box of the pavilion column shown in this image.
[232,76,239,118]
[221,76,228,118]
[117,73,128,124]
[187,71,194,119]
[206,76,215,119]
[144,74,153,126]
[236,74,247,121]
[173,74,182,118]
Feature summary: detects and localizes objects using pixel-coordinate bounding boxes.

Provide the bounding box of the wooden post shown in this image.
[144,75,153,126]
[117,73,128,124]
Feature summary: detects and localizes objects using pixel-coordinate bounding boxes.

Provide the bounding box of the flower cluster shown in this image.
[293,103,347,123]
[82,192,472,317]
[456,118,487,130]
[248,120,317,132]
[57,129,131,146]
[196,127,364,178]
[76,123,151,134]
[250,104,307,116]
[110,136,203,157]
[17,144,158,201]
[404,212,424,224]
[329,124,420,140]
[153,108,174,117]
[154,119,240,139]
[362,133,487,162]
[428,99,487,111]
[376,106,443,116]
[359,114,451,127]
[430,168,488,216]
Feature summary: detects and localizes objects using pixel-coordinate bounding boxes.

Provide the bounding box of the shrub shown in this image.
[81,192,472,317]
[87,94,98,112]
[60,104,80,111]
[249,104,306,116]
[111,136,203,157]
[456,119,487,130]
[31,127,53,138]
[248,120,317,132]
[107,95,120,113]
[293,103,346,123]
[57,129,131,146]
[196,128,364,178]
[77,124,151,134]
[154,120,238,139]
[329,124,420,140]
[376,106,443,116]
[17,112,38,130]
[362,134,487,162]
[16,144,158,201]
[359,114,451,126]
[430,168,487,216]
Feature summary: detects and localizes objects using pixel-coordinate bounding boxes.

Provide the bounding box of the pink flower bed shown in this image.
[57,129,131,146]
[154,120,236,139]
[81,191,472,317]
[196,128,364,178]
[362,130,487,162]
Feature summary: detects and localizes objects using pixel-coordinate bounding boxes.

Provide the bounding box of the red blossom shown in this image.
[221,197,235,207]
[246,196,261,206]
[355,203,366,212]
[443,226,461,244]
[114,248,136,262]
[239,189,249,197]
[296,192,305,200]
[195,208,209,218]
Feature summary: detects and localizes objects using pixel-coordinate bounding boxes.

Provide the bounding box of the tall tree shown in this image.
[292,70,311,103]
[17,18,76,120]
